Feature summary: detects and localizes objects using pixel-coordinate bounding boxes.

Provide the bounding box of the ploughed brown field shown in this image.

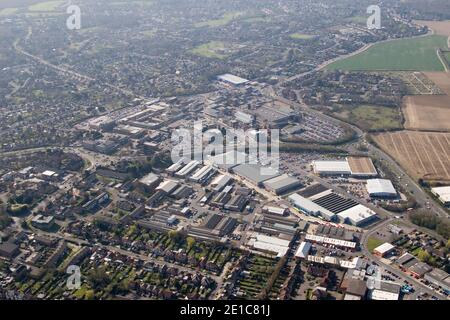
[373,131,450,182]
[401,21,450,132]
[403,72,450,131]
[403,95,450,131]
[414,20,450,37]
[424,72,450,95]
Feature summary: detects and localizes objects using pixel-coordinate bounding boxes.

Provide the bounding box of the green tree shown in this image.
[417,249,431,263]
[186,237,196,251]
[168,230,183,243]
[127,224,138,237]
[85,290,95,300]
[88,267,111,290]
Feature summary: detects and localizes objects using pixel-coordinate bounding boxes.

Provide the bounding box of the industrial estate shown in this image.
[0,0,449,302]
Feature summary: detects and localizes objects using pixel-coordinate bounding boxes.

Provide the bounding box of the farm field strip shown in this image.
[374,131,450,182]
[402,94,450,132]
[326,35,448,72]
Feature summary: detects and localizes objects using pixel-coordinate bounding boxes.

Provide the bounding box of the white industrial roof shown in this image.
[431,186,450,203]
[233,163,281,184]
[211,174,229,185]
[337,204,377,225]
[139,173,159,186]
[156,180,178,193]
[340,257,365,269]
[206,151,247,169]
[305,234,356,249]
[263,174,301,192]
[256,234,290,247]
[312,160,351,174]
[167,159,185,172]
[251,234,290,257]
[344,294,362,300]
[370,290,399,300]
[263,206,286,215]
[307,255,325,264]
[176,160,200,176]
[370,282,400,300]
[295,242,312,258]
[373,242,395,254]
[190,165,215,181]
[366,179,397,196]
[288,193,335,219]
[42,170,57,176]
[252,241,289,257]
[217,74,249,85]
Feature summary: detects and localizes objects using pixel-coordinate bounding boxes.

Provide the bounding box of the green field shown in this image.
[195,12,244,28]
[333,105,403,132]
[190,41,228,59]
[327,35,448,71]
[290,33,315,40]
[367,237,384,253]
[0,8,18,16]
[345,16,367,25]
[28,1,64,12]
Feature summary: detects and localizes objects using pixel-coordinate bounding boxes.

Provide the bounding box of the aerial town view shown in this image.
[0,0,450,307]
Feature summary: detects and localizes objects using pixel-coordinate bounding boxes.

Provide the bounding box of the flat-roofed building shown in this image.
[254,105,293,128]
[373,243,395,257]
[31,215,55,231]
[396,252,418,269]
[288,193,335,220]
[315,224,357,242]
[138,173,161,191]
[217,74,249,86]
[0,241,20,259]
[114,124,146,138]
[312,160,351,176]
[235,111,255,124]
[424,269,450,292]
[305,234,357,250]
[232,163,281,187]
[341,278,367,299]
[337,204,377,226]
[206,151,247,171]
[408,262,432,278]
[250,234,291,257]
[262,206,288,216]
[366,179,397,198]
[431,186,450,206]
[370,281,401,300]
[263,174,302,195]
